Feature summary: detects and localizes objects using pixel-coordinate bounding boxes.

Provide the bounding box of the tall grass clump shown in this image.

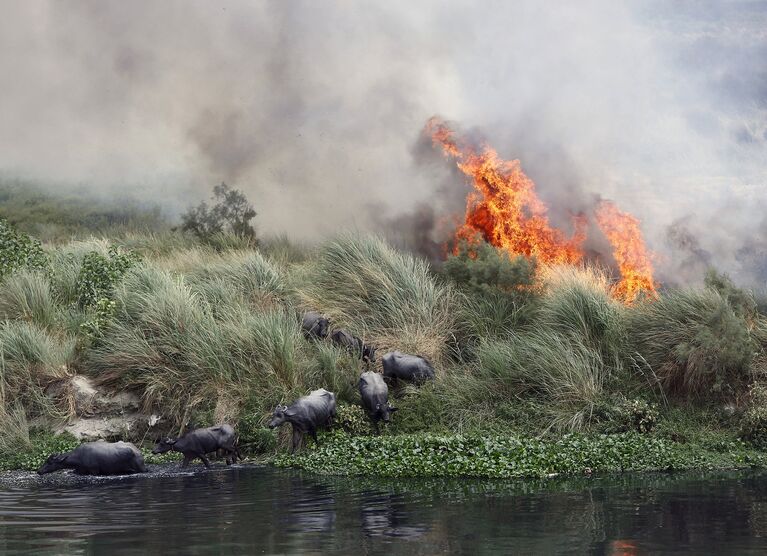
[0,321,73,416]
[186,251,284,309]
[475,328,611,431]
[537,265,627,362]
[299,235,459,365]
[0,270,57,328]
[628,287,756,399]
[86,266,314,425]
[0,403,32,454]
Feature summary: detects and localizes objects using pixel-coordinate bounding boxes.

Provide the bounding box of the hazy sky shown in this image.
[1,1,765,281]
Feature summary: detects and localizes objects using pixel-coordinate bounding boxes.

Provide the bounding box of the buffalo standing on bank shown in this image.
[153,424,239,468]
[358,371,397,432]
[302,311,330,339]
[37,441,147,476]
[331,329,376,363]
[382,351,435,385]
[269,388,337,452]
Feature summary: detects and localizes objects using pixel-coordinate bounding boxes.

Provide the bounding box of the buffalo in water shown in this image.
[38,441,147,476]
[302,311,330,339]
[359,371,397,432]
[153,424,239,468]
[382,351,435,385]
[269,388,337,453]
[331,329,376,363]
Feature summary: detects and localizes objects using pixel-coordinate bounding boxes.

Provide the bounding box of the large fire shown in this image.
[594,200,657,302]
[425,116,657,303]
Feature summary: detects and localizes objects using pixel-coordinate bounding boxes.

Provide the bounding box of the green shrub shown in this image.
[443,240,536,297]
[77,246,141,309]
[0,218,48,279]
[79,298,117,341]
[741,383,767,448]
[237,408,277,454]
[629,288,756,399]
[594,395,659,434]
[334,403,375,436]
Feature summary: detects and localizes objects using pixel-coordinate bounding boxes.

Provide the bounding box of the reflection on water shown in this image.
[0,466,767,554]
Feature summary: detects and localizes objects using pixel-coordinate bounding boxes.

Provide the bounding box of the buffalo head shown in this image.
[37,453,68,475]
[152,437,177,454]
[376,402,398,423]
[268,405,289,429]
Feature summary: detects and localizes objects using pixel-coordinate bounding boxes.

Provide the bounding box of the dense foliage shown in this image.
[275,431,763,478]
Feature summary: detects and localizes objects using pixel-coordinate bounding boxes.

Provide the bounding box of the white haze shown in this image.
[0,1,765,284]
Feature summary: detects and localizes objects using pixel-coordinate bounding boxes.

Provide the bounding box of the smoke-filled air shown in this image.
[1,1,766,286]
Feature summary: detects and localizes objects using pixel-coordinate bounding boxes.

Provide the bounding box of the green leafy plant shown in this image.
[594,396,659,434]
[0,218,49,279]
[741,383,767,448]
[77,246,141,309]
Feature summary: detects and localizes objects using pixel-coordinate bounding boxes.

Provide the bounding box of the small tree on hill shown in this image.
[181,182,257,241]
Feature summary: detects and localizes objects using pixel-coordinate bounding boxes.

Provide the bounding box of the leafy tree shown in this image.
[181,182,257,241]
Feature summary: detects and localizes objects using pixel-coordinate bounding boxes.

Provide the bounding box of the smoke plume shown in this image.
[0,1,765,284]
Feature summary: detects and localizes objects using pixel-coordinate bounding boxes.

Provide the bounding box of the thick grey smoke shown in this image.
[0,1,765,283]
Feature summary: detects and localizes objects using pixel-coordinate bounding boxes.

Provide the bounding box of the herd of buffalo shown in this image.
[36,311,435,476]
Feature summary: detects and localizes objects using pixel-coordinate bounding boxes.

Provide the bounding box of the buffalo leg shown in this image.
[199,454,212,469]
[309,428,318,445]
[181,456,191,468]
[291,426,303,453]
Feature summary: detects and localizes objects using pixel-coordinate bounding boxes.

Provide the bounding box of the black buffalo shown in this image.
[268,388,337,453]
[37,441,147,476]
[302,311,330,339]
[152,424,239,468]
[358,371,397,432]
[382,351,435,385]
[331,329,376,362]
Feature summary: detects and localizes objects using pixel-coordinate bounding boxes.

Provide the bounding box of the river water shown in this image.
[0,465,766,554]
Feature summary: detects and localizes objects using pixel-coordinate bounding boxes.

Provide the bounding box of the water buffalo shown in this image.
[268,388,337,453]
[358,371,397,432]
[382,351,435,385]
[37,441,147,476]
[152,424,239,468]
[302,311,330,339]
[331,329,376,362]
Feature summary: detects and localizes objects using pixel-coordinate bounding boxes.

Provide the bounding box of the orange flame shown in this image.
[425,117,657,303]
[426,117,585,265]
[595,200,657,303]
